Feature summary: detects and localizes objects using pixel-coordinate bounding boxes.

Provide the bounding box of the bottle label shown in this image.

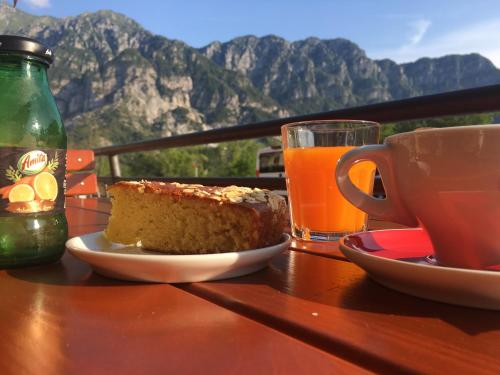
[0,147,66,216]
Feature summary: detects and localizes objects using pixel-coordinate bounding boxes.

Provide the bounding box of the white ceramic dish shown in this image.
[66,231,291,283]
[339,228,500,310]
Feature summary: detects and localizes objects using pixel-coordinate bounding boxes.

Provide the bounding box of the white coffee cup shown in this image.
[336,125,500,270]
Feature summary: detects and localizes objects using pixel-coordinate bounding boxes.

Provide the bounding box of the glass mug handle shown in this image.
[335,144,418,227]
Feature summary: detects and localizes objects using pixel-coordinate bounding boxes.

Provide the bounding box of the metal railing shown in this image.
[93,84,500,190]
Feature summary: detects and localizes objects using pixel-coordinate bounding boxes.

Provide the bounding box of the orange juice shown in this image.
[284,146,376,235]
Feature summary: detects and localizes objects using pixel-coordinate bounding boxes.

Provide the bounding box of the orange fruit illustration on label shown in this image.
[33,171,58,201]
[8,184,35,202]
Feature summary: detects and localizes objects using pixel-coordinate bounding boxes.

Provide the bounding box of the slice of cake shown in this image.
[105,181,287,254]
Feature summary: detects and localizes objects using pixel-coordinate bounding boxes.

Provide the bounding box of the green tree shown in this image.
[205,140,260,177]
[116,139,262,178]
[120,148,208,177]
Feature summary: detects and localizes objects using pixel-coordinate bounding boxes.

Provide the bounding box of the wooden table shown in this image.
[1,198,499,374]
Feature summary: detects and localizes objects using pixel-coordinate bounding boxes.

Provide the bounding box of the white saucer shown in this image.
[339,228,500,310]
[66,232,290,283]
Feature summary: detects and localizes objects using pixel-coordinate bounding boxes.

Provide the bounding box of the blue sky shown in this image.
[15,0,500,67]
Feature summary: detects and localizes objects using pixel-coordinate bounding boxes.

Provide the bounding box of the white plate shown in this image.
[339,228,500,310]
[66,232,291,283]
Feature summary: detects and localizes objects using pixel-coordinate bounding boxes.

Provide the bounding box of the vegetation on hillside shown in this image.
[116,140,262,178]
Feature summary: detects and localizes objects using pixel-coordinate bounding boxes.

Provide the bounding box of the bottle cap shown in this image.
[0,35,54,65]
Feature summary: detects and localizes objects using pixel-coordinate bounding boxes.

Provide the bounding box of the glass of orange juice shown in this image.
[281,120,380,241]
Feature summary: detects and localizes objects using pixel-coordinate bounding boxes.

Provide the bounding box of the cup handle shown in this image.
[336,144,418,227]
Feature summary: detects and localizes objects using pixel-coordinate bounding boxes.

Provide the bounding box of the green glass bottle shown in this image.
[0,35,67,268]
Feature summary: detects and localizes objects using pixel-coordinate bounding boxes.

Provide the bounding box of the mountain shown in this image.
[1,3,499,148]
[201,35,500,112]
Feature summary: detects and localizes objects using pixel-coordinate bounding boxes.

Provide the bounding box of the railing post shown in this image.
[109,154,121,180]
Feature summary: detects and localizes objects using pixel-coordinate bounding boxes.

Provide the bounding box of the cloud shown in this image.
[369,18,500,68]
[409,19,431,45]
[25,0,51,8]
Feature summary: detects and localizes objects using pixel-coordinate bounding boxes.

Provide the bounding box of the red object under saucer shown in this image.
[343,228,433,261]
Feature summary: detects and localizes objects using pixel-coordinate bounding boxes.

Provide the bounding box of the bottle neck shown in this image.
[0,53,49,86]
